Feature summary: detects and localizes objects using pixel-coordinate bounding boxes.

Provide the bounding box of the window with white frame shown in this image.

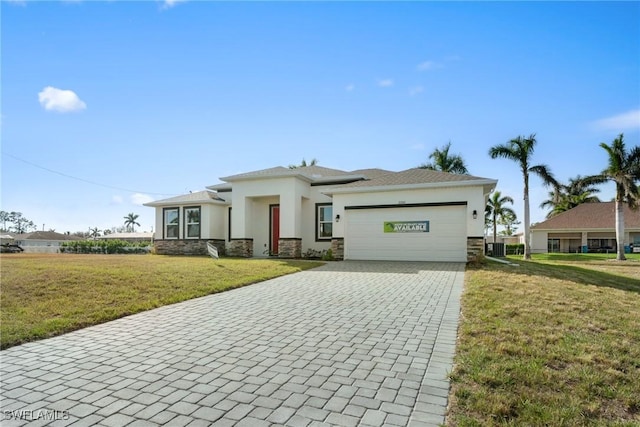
[185,207,201,238]
[316,204,333,240]
[164,208,179,239]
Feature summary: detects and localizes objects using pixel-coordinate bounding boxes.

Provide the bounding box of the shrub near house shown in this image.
[60,239,151,254]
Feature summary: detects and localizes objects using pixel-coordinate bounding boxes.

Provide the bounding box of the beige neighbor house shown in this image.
[97,232,154,242]
[530,202,640,254]
[145,165,497,262]
[11,231,82,253]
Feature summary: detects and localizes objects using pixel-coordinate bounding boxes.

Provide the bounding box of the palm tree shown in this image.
[419,142,469,174]
[485,191,516,244]
[589,134,640,261]
[289,158,318,169]
[124,213,140,232]
[489,134,557,260]
[89,227,101,240]
[540,175,601,218]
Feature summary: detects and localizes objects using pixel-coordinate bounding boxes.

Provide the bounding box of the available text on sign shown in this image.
[383,221,430,233]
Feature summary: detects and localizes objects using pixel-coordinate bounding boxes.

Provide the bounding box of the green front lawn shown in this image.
[448,256,640,426]
[0,254,323,349]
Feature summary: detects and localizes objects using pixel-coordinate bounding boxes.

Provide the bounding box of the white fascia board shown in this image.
[144,199,229,207]
[321,179,498,195]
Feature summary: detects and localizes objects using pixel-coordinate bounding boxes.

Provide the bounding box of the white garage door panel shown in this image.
[345,206,467,262]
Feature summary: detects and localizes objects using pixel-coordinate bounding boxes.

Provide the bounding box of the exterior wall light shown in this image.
[335,214,341,222]
[472,210,478,219]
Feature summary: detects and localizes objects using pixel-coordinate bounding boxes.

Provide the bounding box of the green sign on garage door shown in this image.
[383,221,430,233]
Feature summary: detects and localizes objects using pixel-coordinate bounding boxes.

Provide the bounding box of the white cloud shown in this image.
[161,0,187,9]
[417,61,443,71]
[111,195,124,205]
[410,143,425,150]
[592,109,640,131]
[38,86,86,113]
[409,85,424,96]
[345,84,355,92]
[377,79,394,87]
[130,193,154,206]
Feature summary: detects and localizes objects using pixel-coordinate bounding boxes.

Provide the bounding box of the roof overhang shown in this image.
[322,179,498,196]
[144,198,229,208]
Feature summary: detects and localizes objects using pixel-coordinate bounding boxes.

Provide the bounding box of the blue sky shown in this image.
[2,1,639,234]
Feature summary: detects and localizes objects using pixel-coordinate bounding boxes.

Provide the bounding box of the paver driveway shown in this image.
[1,261,465,427]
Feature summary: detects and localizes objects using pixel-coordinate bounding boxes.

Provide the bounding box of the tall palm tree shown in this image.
[89,227,101,240]
[485,191,516,244]
[589,134,640,261]
[419,142,469,174]
[540,175,601,218]
[124,213,140,232]
[489,134,557,260]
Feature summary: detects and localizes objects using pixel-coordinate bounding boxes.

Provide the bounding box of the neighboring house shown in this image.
[530,202,640,253]
[485,233,524,245]
[145,165,497,262]
[97,232,154,242]
[11,231,82,253]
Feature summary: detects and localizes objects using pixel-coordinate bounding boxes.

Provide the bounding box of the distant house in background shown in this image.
[484,233,524,245]
[97,232,154,242]
[12,231,82,253]
[531,202,640,253]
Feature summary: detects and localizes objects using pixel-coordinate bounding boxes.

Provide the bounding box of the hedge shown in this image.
[60,239,152,254]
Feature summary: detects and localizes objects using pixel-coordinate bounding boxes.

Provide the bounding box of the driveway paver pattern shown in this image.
[1,261,465,427]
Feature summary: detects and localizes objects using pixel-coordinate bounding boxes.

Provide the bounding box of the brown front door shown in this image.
[270,205,280,255]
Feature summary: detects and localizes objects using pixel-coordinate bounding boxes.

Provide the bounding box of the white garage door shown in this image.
[344,206,467,262]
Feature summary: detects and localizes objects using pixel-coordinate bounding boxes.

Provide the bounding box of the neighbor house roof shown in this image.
[144,190,228,207]
[97,232,154,240]
[531,202,640,230]
[12,231,82,241]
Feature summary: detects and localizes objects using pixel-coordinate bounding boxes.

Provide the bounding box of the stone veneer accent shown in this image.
[331,238,344,260]
[154,239,226,256]
[229,239,253,258]
[278,238,302,258]
[467,237,485,262]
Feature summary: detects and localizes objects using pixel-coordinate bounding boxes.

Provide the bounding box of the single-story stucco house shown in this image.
[145,165,497,262]
[530,202,640,253]
[11,231,83,253]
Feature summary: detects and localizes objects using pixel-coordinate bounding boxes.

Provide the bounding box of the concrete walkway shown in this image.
[1,261,465,427]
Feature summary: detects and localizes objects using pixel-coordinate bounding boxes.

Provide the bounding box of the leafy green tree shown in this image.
[498,211,521,236]
[419,142,469,174]
[289,158,318,169]
[489,134,556,259]
[124,213,140,232]
[0,211,9,232]
[0,211,36,234]
[588,134,640,260]
[486,191,516,243]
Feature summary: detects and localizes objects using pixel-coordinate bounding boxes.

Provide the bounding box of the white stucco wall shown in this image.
[530,230,548,253]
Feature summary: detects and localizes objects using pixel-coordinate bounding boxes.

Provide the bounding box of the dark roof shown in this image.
[531,202,640,230]
[14,231,82,241]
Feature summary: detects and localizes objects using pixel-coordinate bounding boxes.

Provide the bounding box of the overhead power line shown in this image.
[2,152,177,196]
